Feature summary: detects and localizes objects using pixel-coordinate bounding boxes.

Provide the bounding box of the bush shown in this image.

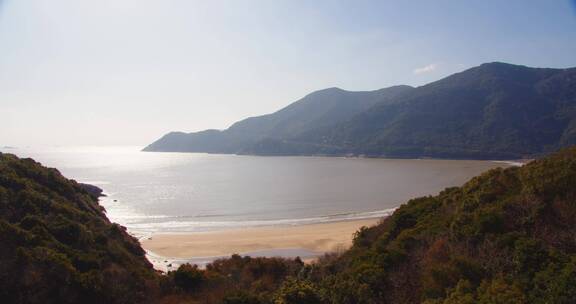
[274,278,322,304]
[222,290,263,304]
[173,264,205,292]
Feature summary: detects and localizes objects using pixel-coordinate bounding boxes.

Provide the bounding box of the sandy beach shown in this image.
[141,218,381,259]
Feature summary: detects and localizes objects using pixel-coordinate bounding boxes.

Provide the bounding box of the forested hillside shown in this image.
[294,62,576,159]
[0,153,304,304]
[0,153,158,303]
[143,85,412,154]
[303,146,576,303]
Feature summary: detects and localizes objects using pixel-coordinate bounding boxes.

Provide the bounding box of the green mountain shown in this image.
[290,62,576,159]
[143,85,414,153]
[0,153,158,304]
[144,62,576,159]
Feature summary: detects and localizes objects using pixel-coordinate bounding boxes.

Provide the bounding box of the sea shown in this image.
[7,146,508,238]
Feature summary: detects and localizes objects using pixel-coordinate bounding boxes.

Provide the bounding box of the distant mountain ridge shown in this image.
[143,85,413,153]
[144,62,576,159]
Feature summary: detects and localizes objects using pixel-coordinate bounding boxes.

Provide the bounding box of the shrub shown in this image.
[274,278,322,304]
[173,264,205,292]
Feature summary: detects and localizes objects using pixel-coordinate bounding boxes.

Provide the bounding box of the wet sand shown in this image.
[141,218,381,259]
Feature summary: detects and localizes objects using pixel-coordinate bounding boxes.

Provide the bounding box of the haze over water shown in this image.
[10,146,505,236]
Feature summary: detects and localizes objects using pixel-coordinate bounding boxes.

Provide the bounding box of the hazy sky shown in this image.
[2,0,576,146]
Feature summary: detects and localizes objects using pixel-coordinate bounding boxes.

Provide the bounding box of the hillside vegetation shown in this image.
[2,146,576,303]
[0,153,304,304]
[302,146,576,303]
[159,146,576,303]
[145,62,576,159]
[0,153,159,303]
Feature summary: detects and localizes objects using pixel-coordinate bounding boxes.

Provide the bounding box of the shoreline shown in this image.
[141,148,532,163]
[141,218,381,271]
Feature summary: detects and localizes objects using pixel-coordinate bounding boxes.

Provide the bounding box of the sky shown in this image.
[1,0,576,147]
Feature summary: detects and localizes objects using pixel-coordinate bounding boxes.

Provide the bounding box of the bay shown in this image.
[10,146,507,236]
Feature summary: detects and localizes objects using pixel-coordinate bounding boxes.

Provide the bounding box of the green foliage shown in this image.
[222,290,263,304]
[0,154,158,304]
[0,154,307,304]
[530,257,576,304]
[173,264,205,292]
[441,280,476,304]
[305,146,576,303]
[476,277,526,304]
[273,278,322,304]
[159,254,305,303]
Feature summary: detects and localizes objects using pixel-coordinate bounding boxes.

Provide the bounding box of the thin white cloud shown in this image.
[413,63,438,75]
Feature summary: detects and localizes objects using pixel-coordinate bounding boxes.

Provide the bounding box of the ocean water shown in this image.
[9,146,506,237]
